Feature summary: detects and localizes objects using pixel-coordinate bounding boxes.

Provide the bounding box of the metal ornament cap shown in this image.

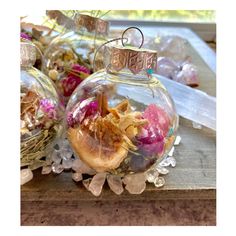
[20,42,36,67]
[109,45,157,75]
[75,14,109,36]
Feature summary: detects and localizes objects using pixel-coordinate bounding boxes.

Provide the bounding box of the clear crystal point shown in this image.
[145,169,159,183]
[123,173,146,194]
[107,175,124,195]
[156,165,169,175]
[21,168,33,185]
[168,146,175,157]
[41,165,52,175]
[51,163,64,174]
[51,150,62,164]
[88,173,107,196]
[154,176,165,188]
[62,158,73,169]
[174,135,181,145]
[159,156,176,167]
[72,172,83,182]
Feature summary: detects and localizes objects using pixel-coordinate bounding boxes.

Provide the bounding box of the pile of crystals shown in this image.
[151,35,199,87]
[34,135,182,196]
[127,31,199,87]
[43,139,74,175]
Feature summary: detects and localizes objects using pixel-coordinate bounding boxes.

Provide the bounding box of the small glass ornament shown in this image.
[42,13,110,103]
[65,29,179,177]
[20,41,64,171]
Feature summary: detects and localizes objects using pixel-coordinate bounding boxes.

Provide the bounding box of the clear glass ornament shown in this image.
[20,41,64,170]
[42,13,109,103]
[65,41,179,176]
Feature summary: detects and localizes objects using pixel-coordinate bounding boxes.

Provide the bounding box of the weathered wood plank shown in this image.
[21,199,216,226]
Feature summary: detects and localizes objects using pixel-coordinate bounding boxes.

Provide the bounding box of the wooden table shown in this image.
[21,27,216,226]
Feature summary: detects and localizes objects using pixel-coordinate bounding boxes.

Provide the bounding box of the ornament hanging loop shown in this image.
[121,26,144,49]
[93,26,144,71]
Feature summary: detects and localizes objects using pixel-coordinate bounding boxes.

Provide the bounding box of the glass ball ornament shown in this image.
[65,43,179,176]
[21,41,64,170]
[42,13,109,103]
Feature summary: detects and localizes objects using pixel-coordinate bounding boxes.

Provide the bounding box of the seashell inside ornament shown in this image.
[42,13,110,103]
[20,41,64,171]
[66,32,179,178]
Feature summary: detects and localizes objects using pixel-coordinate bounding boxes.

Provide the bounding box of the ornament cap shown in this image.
[75,14,109,36]
[20,42,36,67]
[108,45,157,75]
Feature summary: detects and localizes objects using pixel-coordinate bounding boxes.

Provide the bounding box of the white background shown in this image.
[0,0,235,235]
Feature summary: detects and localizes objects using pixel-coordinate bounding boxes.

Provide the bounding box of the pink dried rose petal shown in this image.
[20,32,32,41]
[67,100,99,127]
[138,126,164,144]
[143,104,170,136]
[136,104,169,156]
[139,140,164,156]
[137,126,165,155]
[61,75,82,97]
[39,99,57,119]
[61,64,91,97]
[69,64,91,76]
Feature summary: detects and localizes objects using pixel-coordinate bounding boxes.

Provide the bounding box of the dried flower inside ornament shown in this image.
[20,41,64,184]
[42,13,109,104]
[60,27,179,195]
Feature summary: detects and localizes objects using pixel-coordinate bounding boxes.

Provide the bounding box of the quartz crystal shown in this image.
[159,156,176,167]
[156,165,169,175]
[61,148,73,160]
[174,135,181,145]
[57,138,70,148]
[153,35,188,62]
[156,57,199,87]
[72,172,83,182]
[172,63,199,87]
[45,154,53,165]
[107,175,124,195]
[88,173,107,196]
[192,121,202,129]
[83,178,92,190]
[51,150,62,164]
[41,165,52,175]
[51,163,64,174]
[123,173,146,194]
[62,158,73,169]
[168,146,175,157]
[125,182,146,194]
[59,139,73,159]
[21,168,33,185]
[145,169,159,183]
[154,176,165,188]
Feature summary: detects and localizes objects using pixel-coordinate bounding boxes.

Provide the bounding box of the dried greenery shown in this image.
[20,89,62,169]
